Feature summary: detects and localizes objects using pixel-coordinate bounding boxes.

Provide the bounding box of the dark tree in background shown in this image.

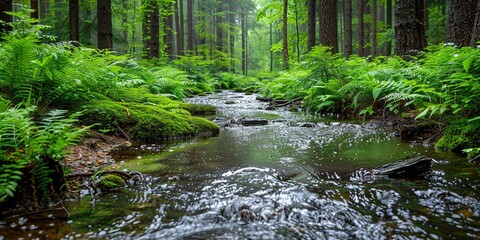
[186,0,194,53]
[164,2,175,60]
[307,0,316,51]
[319,0,338,53]
[446,0,479,47]
[97,0,112,50]
[471,0,480,46]
[344,0,352,57]
[69,0,79,42]
[386,0,393,56]
[0,0,12,34]
[394,0,427,56]
[30,0,38,19]
[358,0,365,56]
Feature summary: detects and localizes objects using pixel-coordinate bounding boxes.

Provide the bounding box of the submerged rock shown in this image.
[372,156,432,178]
[240,119,269,126]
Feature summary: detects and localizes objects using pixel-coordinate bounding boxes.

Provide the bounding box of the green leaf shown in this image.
[463,56,474,73]
[372,88,382,101]
[45,68,53,80]
[415,108,429,119]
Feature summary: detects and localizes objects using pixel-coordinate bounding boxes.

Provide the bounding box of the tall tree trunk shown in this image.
[364,1,371,55]
[282,0,289,69]
[31,0,39,19]
[386,0,392,56]
[0,0,12,34]
[241,6,247,74]
[372,0,377,58]
[149,1,160,58]
[229,0,235,72]
[270,22,273,71]
[319,0,338,52]
[186,0,194,53]
[378,1,385,55]
[164,3,175,60]
[216,0,225,52]
[394,0,427,56]
[40,0,47,19]
[69,0,79,42]
[344,0,352,57]
[470,0,480,46]
[447,0,479,47]
[97,0,112,50]
[307,0,316,51]
[174,0,183,56]
[294,0,300,61]
[358,0,365,56]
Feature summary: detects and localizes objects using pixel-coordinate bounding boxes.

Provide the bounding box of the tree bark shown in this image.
[470,0,480,46]
[372,0,377,58]
[164,3,175,60]
[97,0,112,50]
[216,0,226,53]
[229,0,235,72]
[30,0,39,19]
[319,0,338,53]
[0,0,12,34]
[241,6,247,74]
[149,1,160,58]
[294,0,300,61]
[358,0,365,56]
[174,0,183,55]
[394,0,427,56]
[69,0,79,42]
[344,0,352,57]
[282,0,289,69]
[307,0,316,51]
[447,0,479,47]
[386,0,392,56]
[186,0,194,53]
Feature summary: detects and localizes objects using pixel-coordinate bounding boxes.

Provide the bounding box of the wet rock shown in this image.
[240,119,269,126]
[224,100,236,104]
[256,96,271,102]
[372,156,432,178]
[298,122,316,128]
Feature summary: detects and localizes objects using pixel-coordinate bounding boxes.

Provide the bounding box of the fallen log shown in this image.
[372,156,432,178]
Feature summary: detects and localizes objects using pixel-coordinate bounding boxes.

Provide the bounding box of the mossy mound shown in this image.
[80,99,219,142]
[98,174,126,190]
[436,119,480,153]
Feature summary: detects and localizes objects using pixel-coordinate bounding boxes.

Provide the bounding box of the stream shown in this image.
[1,91,480,239]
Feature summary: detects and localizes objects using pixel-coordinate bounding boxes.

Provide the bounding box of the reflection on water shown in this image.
[1,91,479,239]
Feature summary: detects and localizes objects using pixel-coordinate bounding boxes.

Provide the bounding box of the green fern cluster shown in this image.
[0,106,87,204]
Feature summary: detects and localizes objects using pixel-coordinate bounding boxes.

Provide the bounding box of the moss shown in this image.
[99,174,126,190]
[180,103,216,115]
[436,119,480,153]
[80,99,219,142]
[108,154,168,173]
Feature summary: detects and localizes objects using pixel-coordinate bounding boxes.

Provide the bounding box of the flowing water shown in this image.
[1,91,480,239]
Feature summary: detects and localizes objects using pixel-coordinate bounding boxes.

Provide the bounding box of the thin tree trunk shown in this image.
[40,0,47,19]
[164,3,175,60]
[97,0,112,50]
[180,0,185,54]
[270,22,273,72]
[386,0,392,56]
[174,0,183,56]
[31,0,39,19]
[372,0,377,58]
[229,0,235,72]
[186,0,194,53]
[358,0,365,56]
[364,1,371,55]
[470,0,480,46]
[149,1,160,58]
[344,0,352,57]
[294,0,300,61]
[216,0,226,52]
[307,0,316,51]
[241,7,247,74]
[319,0,338,53]
[69,0,79,42]
[283,0,289,69]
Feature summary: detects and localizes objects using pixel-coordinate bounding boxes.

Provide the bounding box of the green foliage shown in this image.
[436,119,480,152]
[99,174,126,190]
[0,107,87,203]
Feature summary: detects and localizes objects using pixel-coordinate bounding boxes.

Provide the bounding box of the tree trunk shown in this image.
[270,22,273,71]
[149,1,160,58]
[229,0,235,72]
[470,0,480,46]
[319,0,338,53]
[294,0,300,61]
[174,0,183,56]
[40,0,47,19]
[186,0,194,53]
[344,0,352,57]
[216,0,225,52]
[31,0,39,19]
[394,0,427,56]
[164,3,175,60]
[447,0,479,47]
[307,0,316,51]
[69,0,79,42]
[358,0,365,56]
[0,0,12,34]
[372,0,377,58]
[282,0,289,69]
[241,6,247,74]
[97,0,112,50]
[386,0,392,56]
